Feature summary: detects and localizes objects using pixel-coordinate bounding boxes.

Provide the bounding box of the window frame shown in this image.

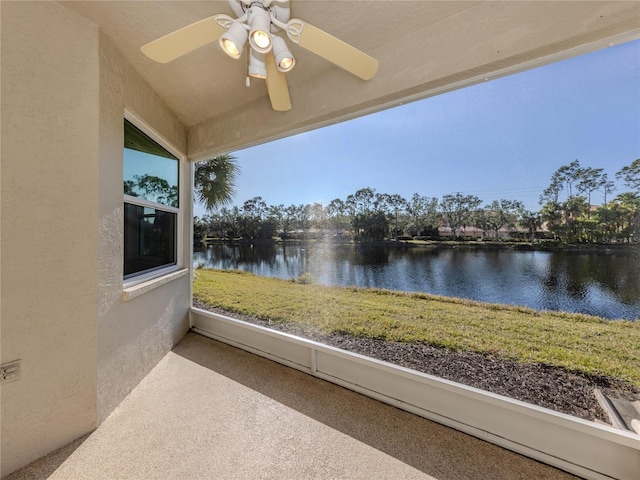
[123,111,185,287]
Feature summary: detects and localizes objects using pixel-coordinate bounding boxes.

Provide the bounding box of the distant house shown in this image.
[438,226,485,240]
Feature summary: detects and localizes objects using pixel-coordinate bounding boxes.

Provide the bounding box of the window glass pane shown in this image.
[124,119,179,207]
[124,203,176,277]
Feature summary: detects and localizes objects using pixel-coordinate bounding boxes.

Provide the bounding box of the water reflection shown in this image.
[194,244,640,320]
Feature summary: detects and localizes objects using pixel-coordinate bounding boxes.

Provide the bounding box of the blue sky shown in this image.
[196,39,640,216]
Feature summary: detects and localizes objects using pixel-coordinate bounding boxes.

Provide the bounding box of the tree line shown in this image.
[537,159,639,243]
[194,158,640,245]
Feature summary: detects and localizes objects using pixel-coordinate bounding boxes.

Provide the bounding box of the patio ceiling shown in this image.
[60,1,640,158]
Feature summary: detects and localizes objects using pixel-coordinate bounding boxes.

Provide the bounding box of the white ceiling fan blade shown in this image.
[290,21,378,81]
[141,16,225,63]
[265,52,292,111]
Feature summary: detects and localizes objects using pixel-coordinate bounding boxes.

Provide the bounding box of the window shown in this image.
[124,119,180,279]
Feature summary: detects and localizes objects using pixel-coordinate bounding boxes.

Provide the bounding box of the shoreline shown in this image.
[196,237,639,255]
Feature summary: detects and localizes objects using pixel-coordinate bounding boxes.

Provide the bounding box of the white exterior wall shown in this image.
[0,3,190,475]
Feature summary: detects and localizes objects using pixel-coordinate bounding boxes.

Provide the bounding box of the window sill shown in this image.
[122,268,189,302]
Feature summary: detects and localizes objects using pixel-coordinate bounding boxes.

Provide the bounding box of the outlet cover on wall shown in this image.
[1,360,21,383]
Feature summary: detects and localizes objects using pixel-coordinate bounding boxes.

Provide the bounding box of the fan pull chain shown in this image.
[245,49,251,87]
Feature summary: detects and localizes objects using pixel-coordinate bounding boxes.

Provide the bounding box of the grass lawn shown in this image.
[193,269,640,387]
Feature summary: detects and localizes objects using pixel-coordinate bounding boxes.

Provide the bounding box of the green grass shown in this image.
[193,269,640,387]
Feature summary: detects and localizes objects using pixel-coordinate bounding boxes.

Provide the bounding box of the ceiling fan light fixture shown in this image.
[271,35,295,72]
[140,1,379,112]
[248,6,272,53]
[219,21,248,59]
[248,49,267,79]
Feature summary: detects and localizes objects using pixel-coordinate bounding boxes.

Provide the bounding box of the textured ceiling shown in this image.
[60,1,478,127]
[60,0,640,151]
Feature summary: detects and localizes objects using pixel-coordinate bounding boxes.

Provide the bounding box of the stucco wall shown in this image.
[1,3,191,475]
[0,2,99,475]
[97,33,190,422]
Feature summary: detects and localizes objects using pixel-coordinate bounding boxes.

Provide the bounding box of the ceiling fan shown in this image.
[140,0,378,112]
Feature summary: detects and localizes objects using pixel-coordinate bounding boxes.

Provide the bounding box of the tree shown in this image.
[346,188,377,239]
[308,202,327,232]
[194,154,240,212]
[539,171,563,205]
[483,199,523,239]
[563,196,589,242]
[556,159,582,198]
[219,206,242,239]
[193,215,206,243]
[540,160,583,205]
[376,193,408,240]
[519,210,542,242]
[326,198,349,236]
[407,194,439,237]
[472,209,490,240]
[202,211,223,238]
[611,192,640,240]
[352,211,389,241]
[269,204,285,238]
[576,167,605,218]
[240,196,268,238]
[595,206,619,241]
[540,201,563,240]
[125,174,178,207]
[616,159,640,192]
[292,204,312,237]
[599,174,616,205]
[346,187,376,215]
[440,193,482,240]
[276,204,304,239]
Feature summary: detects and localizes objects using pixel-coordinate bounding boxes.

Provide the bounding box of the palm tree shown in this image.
[194,154,240,212]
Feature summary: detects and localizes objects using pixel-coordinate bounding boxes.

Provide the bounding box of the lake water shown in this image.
[193,243,640,320]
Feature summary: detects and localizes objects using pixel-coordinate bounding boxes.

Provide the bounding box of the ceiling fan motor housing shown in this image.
[233,0,290,33]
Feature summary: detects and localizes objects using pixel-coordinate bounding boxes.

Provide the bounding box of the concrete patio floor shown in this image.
[5,332,579,479]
